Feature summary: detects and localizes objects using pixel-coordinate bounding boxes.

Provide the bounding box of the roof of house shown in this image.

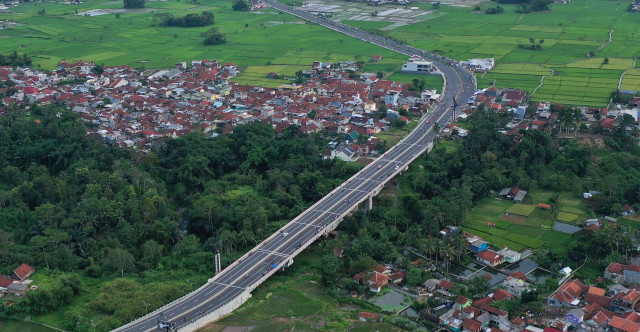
[477,250,503,262]
[588,286,606,296]
[13,263,35,280]
[609,316,640,332]
[511,316,524,326]
[439,280,453,290]
[592,310,617,325]
[0,276,13,288]
[472,296,494,308]
[508,271,528,281]
[607,262,628,274]
[549,279,585,305]
[359,312,379,320]
[481,304,508,317]
[623,290,640,303]
[538,203,551,209]
[493,289,516,301]
[585,292,612,308]
[456,295,470,305]
[463,318,482,331]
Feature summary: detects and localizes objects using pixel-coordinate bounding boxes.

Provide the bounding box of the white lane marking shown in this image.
[255,248,289,257]
[311,209,340,216]
[291,221,323,228]
[210,282,246,290]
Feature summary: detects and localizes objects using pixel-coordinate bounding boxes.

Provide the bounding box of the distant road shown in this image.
[113,3,476,331]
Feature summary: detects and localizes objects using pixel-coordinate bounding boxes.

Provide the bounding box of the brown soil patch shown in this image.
[501,213,526,224]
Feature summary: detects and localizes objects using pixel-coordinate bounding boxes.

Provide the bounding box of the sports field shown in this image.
[461,191,589,252]
[381,0,639,106]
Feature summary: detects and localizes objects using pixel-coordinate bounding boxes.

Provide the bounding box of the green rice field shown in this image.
[381,0,639,106]
[462,191,589,252]
[0,0,407,74]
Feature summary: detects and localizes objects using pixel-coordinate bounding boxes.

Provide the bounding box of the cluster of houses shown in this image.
[442,225,523,268]
[538,262,640,332]
[465,87,640,141]
[0,58,440,157]
[0,263,36,297]
[353,263,407,293]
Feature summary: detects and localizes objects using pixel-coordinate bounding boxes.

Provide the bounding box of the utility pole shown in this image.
[452,96,459,120]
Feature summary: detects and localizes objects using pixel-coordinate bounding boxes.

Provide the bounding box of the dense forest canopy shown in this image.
[0,105,358,330]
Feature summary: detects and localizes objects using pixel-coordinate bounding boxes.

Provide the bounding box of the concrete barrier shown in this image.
[177,291,252,332]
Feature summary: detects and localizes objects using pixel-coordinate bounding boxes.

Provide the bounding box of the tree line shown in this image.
[154,11,214,27]
[0,51,32,67]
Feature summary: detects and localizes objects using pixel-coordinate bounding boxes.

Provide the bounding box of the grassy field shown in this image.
[376,120,418,145]
[385,72,444,92]
[0,0,407,73]
[0,321,55,332]
[211,246,404,331]
[462,191,590,252]
[381,0,638,106]
[230,64,307,88]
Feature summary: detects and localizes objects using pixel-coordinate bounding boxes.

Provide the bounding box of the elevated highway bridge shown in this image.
[114,2,476,331]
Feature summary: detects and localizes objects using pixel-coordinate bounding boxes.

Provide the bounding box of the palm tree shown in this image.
[442,244,455,274]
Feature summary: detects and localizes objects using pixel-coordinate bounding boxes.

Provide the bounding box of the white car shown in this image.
[282,232,289,237]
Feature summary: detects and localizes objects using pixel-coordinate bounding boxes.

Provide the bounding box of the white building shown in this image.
[463,58,495,72]
[401,58,433,74]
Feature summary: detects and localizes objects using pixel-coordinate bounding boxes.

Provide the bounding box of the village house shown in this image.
[359,311,381,322]
[497,247,521,263]
[476,250,503,267]
[502,272,532,297]
[604,262,640,284]
[547,279,586,307]
[498,186,527,203]
[12,263,35,281]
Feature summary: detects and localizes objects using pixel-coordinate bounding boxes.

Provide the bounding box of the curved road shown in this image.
[114,3,476,332]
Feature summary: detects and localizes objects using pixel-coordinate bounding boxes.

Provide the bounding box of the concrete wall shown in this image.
[178,291,252,332]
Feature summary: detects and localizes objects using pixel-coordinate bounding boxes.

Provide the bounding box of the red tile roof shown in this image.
[472,296,494,308]
[13,263,35,280]
[624,290,640,304]
[481,304,508,317]
[456,295,470,305]
[359,311,379,320]
[585,292,612,308]
[477,250,503,263]
[607,262,628,274]
[463,318,482,331]
[439,280,452,290]
[493,288,516,301]
[609,316,640,332]
[592,310,617,324]
[0,276,13,288]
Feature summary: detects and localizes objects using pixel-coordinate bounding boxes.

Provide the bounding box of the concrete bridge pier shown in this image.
[365,196,373,211]
[286,259,294,267]
[426,142,434,153]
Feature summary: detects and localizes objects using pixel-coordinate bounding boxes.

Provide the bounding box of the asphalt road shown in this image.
[114,3,476,332]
